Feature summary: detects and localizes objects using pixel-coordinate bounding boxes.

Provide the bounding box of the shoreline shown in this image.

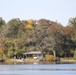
[60,59,76,63]
[4,58,76,64]
[7,58,41,63]
[60,58,76,62]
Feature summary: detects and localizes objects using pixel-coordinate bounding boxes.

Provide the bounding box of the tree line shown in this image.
[0,17,76,59]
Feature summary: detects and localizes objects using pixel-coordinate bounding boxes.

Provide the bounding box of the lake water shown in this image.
[0,62,76,75]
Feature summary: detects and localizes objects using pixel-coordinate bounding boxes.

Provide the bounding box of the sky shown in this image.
[0,0,76,26]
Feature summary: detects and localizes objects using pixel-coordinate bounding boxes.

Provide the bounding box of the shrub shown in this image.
[74,50,76,60]
[45,55,56,61]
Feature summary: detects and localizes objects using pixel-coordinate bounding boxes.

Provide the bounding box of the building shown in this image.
[23,51,43,59]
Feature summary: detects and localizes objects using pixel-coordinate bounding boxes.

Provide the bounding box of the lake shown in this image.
[0,62,76,75]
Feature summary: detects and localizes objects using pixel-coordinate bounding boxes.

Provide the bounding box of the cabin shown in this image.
[23,51,43,59]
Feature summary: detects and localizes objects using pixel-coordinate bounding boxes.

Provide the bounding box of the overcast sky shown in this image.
[0,0,76,26]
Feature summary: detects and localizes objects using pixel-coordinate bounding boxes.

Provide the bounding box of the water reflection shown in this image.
[0,64,76,75]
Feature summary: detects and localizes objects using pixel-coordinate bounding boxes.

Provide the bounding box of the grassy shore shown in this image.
[3,58,76,64]
[60,58,76,62]
[7,58,41,63]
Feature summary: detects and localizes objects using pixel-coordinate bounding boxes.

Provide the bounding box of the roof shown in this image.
[23,51,42,55]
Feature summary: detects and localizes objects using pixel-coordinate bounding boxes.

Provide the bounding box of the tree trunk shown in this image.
[53,50,56,58]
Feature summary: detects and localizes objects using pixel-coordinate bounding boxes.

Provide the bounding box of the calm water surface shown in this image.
[0,62,76,75]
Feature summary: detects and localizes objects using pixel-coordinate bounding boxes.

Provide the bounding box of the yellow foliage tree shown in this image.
[27,19,34,24]
[25,19,36,29]
[0,46,4,58]
[25,24,33,29]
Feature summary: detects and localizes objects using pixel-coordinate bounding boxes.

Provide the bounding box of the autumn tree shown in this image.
[0,17,76,59]
[0,38,7,58]
[64,17,76,57]
[7,18,22,38]
[0,17,6,38]
[0,17,6,27]
[69,17,76,27]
